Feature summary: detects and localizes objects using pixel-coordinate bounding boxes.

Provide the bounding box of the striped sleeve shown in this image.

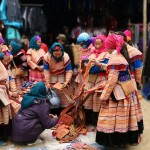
[100,69,119,100]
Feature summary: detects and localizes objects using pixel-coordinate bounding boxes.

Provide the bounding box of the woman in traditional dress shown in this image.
[27,35,46,82]
[83,34,110,125]
[0,38,14,146]
[11,82,58,144]
[9,41,28,89]
[75,33,94,95]
[0,37,13,76]
[43,42,73,115]
[115,31,143,136]
[123,30,143,88]
[96,34,144,147]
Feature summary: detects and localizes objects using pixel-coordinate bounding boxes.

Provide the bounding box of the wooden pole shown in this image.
[143,0,147,65]
[142,0,147,84]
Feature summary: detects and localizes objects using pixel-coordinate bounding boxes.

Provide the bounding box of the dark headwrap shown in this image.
[29,35,41,50]
[10,41,22,55]
[21,82,47,110]
[49,42,64,62]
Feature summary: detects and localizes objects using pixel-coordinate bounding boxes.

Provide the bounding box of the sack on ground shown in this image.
[47,88,60,108]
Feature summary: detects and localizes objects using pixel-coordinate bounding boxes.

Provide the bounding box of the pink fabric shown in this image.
[92,34,107,57]
[54,46,61,50]
[4,51,10,56]
[105,34,124,53]
[79,44,94,60]
[124,30,132,39]
[96,34,106,42]
[0,37,4,44]
[35,35,41,41]
[29,69,44,82]
[79,47,91,60]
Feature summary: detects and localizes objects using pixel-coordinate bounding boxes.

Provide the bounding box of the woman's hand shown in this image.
[61,82,68,88]
[91,59,96,66]
[37,66,43,71]
[12,91,19,98]
[49,114,58,118]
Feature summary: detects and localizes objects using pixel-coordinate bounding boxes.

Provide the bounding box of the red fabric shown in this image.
[21,49,26,55]
[107,64,127,71]
[131,55,143,62]
[41,43,49,53]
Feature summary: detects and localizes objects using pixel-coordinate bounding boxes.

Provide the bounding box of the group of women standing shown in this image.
[76,30,143,147]
[0,29,143,148]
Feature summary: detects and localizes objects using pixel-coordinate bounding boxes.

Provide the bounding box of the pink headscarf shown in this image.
[92,34,106,57]
[105,34,124,53]
[124,30,132,41]
[96,34,106,42]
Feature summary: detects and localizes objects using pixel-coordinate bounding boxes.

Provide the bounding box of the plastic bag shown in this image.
[47,88,60,108]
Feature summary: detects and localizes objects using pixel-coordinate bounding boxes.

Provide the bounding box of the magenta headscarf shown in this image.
[35,35,41,41]
[124,30,132,39]
[0,37,4,44]
[105,34,124,53]
[124,30,132,42]
[92,34,106,57]
[91,37,96,45]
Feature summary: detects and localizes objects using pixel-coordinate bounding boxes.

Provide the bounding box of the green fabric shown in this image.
[10,41,21,55]
[0,52,5,60]
[29,36,40,50]
[6,27,21,40]
[21,82,47,110]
